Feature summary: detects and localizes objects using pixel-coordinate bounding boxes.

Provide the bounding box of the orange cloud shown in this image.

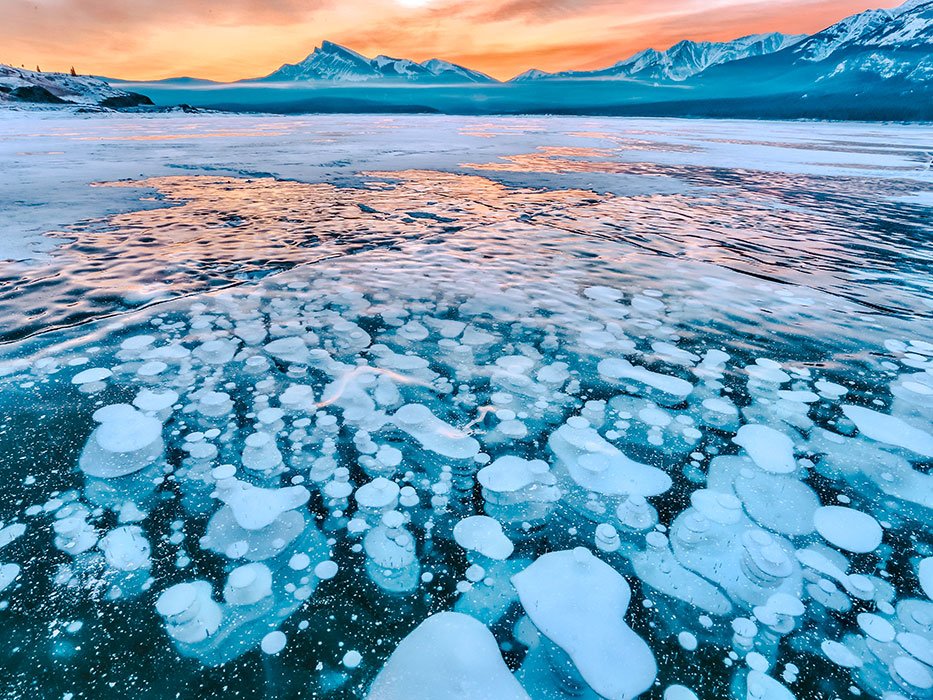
[0,0,910,82]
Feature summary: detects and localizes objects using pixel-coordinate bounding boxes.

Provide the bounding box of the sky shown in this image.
[1,0,908,81]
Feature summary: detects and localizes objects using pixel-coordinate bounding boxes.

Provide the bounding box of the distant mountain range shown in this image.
[246,0,929,88]
[512,33,807,82]
[2,0,930,119]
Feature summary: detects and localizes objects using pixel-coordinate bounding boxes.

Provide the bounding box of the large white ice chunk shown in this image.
[512,548,657,699]
[367,612,530,700]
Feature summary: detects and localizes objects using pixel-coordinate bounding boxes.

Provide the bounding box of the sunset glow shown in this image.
[0,0,911,82]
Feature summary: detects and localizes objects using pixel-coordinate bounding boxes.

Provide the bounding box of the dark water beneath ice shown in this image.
[0,116,931,700]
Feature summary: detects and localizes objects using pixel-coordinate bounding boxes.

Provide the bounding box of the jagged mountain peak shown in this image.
[259,41,497,84]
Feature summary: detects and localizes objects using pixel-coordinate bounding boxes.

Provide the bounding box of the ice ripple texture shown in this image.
[0,117,931,700]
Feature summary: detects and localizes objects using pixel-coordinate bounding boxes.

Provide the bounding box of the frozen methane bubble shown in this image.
[813,506,883,553]
[512,547,657,699]
[549,417,672,497]
[0,563,20,593]
[214,478,310,531]
[452,516,514,560]
[841,404,933,457]
[733,425,796,474]
[99,526,151,571]
[392,404,480,460]
[367,612,530,700]
[746,670,796,699]
[919,557,933,600]
[79,404,164,478]
[71,367,112,385]
[156,581,222,645]
[597,358,693,405]
[261,631,287,655]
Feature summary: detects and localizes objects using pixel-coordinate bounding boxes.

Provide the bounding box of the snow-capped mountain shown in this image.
[511,32,804,82]
[0,65,153,107]
[258,41,496,83]
[696,0,932,87]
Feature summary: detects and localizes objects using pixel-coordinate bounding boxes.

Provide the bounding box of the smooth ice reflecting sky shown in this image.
[1,0,908,81]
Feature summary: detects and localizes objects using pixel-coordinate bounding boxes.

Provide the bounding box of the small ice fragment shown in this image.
[342,650,362,669]
[314,561,338,580]
[261,630,287,655]
[813,506,882,553]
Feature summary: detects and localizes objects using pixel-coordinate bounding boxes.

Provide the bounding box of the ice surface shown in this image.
[0,112,929,700]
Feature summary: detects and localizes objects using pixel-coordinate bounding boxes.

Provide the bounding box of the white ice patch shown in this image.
[512,548,657,699]
[367,612,530,699]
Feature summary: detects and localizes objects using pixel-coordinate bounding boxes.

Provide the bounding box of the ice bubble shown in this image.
[512,548,657,699]
[343,650,363,669]
[664,686,699,700]
[71,368,112,385]
[156,581,222,645]
[261,630,287,655]
[99,526,150,571]
[733,425,796,474]
[746,670,796,700]
[194,338,239,365]
[215,478,310,531]
[857,612,896,642]
[355,478,401,514]
[842,404,933,457]
[133,388,179,415]
[549,419,671,498]
[367,612,529,700]
[0,523,25,549]
[393,404,479,460]
[919,557,933,600]
[223,563,272,605]
[79,405,164,478]
[265,337,310,365]
[813,506,882,553]
[314,560,338,580]
[598,358,693,404]
[892,655,933,690]
[0,563,20,593]
[821,640,862,668]
[453,516,514,560]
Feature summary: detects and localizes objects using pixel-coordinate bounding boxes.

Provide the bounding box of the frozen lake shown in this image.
[0,113,931,700]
